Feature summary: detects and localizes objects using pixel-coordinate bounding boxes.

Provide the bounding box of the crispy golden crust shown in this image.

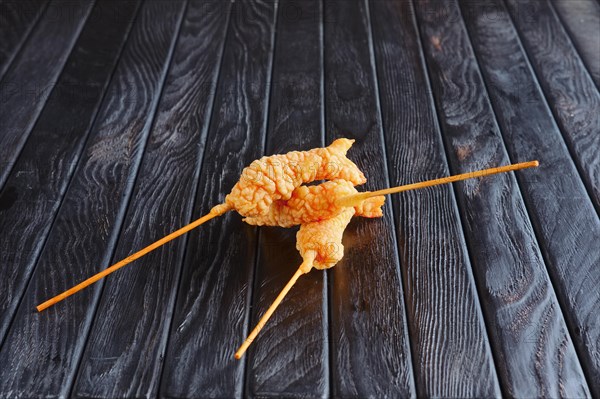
[243,180,385,227]
[225,139,366,218]
[354,194,385,219]
[296,207,355,270]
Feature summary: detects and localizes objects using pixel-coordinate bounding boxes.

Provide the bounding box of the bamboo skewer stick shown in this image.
[234,161,538,359]
[36,160,538,313]
[336,160,539,207]
[234,250,316,360]
[36,204,232,312]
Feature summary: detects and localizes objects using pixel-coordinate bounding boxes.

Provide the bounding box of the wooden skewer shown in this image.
[36,204,232,312]
[336,160,539,207]
[36,161,539,313]
[234,250,316,360]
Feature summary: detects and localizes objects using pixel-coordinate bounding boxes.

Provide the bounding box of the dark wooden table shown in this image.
[0,0,598,397]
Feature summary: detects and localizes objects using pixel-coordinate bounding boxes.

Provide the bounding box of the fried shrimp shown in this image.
[224,138,366,218]
[242,180,385,227]
[296,207,356,271]
[35,132,539,364]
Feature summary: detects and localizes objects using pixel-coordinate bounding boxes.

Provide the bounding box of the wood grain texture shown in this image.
[414,0,590,396]
[51,0,187,397]
[371,1,501,397]
[0,0,597,396]
[323,1,415,397]
[504,0,600,213]
[461,0,600,394]
[0,0,95,189]
[0,0,48,80]
[0,1,186,398]
[68,2,231,398]
[244,0,329,397]
[551,0,600,89]
[160,1,278,398]
[0,0,140,356]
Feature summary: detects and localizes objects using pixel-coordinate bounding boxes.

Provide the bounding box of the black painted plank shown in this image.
[461,0,600,394]
[371,1,502,397]
[0,0,95,189]
[504,0,600,213]
[70,1,230,398]
[0,1,186,397]
[160,1,278,398]
[413,0,590,396]
[551,0,600,89]
[0,0,140,354]
[0,0,48,80]
[55,0,187,397]
[322,1,415,397]
[244,0,328,397]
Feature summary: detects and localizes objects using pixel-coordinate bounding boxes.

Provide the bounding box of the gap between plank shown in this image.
[156,0,234,395]
[0,0,138,354]
[409,0,505,396]
[501,0,600,218]
[0,0,51,82]
[66,2,191,395]
[363,0,417,394]
[459,0,594,390]
[241,0,281,396]
[0,0,97,191]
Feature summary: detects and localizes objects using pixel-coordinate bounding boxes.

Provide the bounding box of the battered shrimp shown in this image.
[242,180,385,227]
[225,138,366,218]
[296,207,356,271]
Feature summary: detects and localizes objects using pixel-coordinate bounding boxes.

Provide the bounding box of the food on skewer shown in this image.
[234,206,363,359]
[240,160,542,227]
[234,160,540,358]
[296,207,357,271]
[36,139,367,312]
[242,179,385,227]
[226,138,366,218]
[35,136,539,362]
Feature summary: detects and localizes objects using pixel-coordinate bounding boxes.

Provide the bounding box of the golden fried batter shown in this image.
[296,207,356,270]
[243,180,385,227]
[225,139,366,218]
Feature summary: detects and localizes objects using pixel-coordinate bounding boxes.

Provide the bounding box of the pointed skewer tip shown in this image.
[233,252,316,360]
[35,204,231,312]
